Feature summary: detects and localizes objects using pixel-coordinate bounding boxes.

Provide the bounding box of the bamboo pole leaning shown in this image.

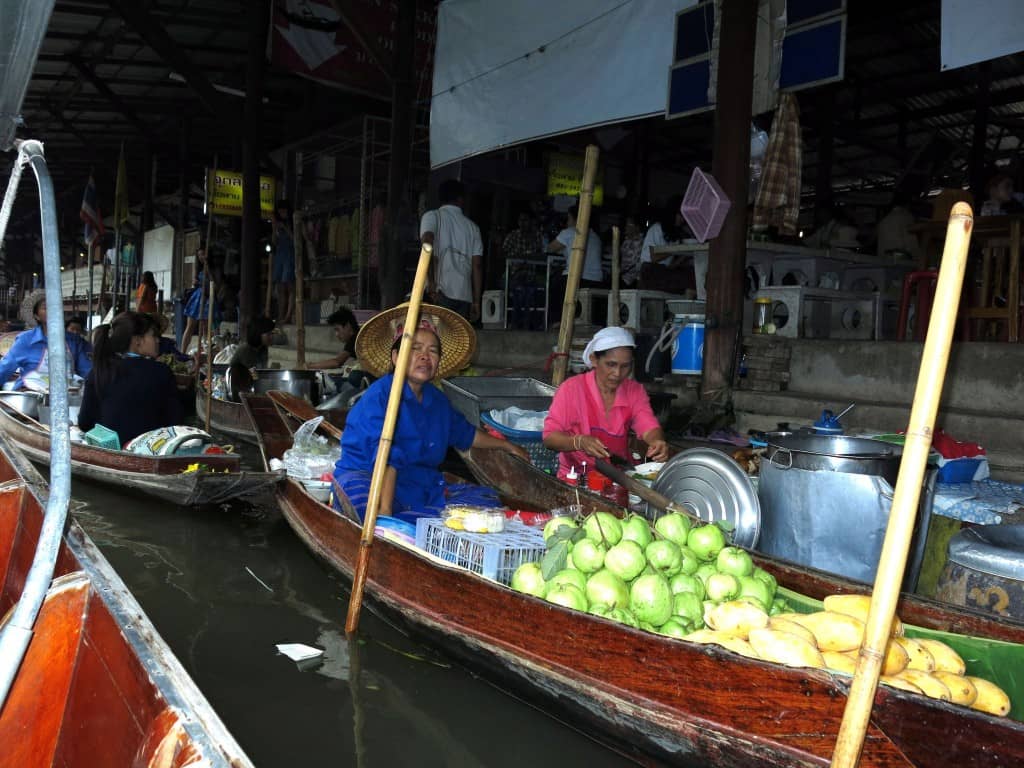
[294,210,305,368]
[204,277,215,433]
[551,144,600,386]
[610,225,621,327]
[345,243,434,636]
[830,202,974,768]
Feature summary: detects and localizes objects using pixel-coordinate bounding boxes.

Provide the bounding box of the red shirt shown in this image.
[543,370,660,480]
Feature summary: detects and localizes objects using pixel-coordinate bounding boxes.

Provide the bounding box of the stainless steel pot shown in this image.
[252,368,320,403]
[765,435,902,484]
[0,390,45,420]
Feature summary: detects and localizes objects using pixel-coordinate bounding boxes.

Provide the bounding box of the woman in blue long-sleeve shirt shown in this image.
[0,295,92,391]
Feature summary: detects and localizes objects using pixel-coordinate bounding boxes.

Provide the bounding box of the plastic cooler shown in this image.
[681,167,731,243]
[415,518,547,585]
[480,411,559,473]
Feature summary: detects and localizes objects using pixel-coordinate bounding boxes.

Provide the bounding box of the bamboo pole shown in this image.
[294,210,305,368]
[204,277,215,433]
[195,156,217,392]
[345,243,433,635]
[551,145,600,386]
[265,239,273,317]
[610,225,620,327]
[830,202,973,768]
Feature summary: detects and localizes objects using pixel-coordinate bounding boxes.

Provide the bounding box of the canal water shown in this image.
[70,473,630,767]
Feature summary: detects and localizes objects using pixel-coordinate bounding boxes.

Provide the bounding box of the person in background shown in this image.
[333,304,527,523]
[273,200,296,325]
[78,311,182,445]
[546,204,603,323]
[150,312,189,362]
[619,216,644,287]
[638,198,692,293]
[305,308,359,370]
[980,173,1020,216]
[421,179,483,322]
[65,315,93,357]
[227,317,276,370]
[0,293,92,391]
[876,189,921,263]
[181,245,218,354]
[503,209,545,330]
[543,326,669,481]
[135,271,158,314]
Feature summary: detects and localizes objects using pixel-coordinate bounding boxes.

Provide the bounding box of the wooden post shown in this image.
[831,203,973,768]
[551,144,600,386]
[346,243,433,635]
[204,278,216,433]
[264,248,273,317]
[702,0,758,402]
[294,211,305,368]
[610,226,620,327]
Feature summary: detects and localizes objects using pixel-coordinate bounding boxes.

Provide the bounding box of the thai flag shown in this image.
[80,174,104,249]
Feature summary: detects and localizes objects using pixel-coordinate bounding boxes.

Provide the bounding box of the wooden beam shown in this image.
[703,0,758,402]
[68,55,153,137]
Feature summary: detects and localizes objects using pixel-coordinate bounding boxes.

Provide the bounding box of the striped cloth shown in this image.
[333,469,501,525]
[752,93,802,237]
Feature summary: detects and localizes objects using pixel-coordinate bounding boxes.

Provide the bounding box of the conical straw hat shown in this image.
[355,303,475,379]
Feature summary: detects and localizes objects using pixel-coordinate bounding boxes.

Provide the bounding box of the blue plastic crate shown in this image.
[480,411,558,473]
[84,424,120,450]
[415,518,546,585]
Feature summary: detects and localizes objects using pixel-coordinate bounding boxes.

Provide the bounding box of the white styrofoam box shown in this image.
[770,255,851,289]
[574,288,610,326]
[609,289,680,329]
[754,287,880,340]
[482,289,505,329]
[840,264,910,299]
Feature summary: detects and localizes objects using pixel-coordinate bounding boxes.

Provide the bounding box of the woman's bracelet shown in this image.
[573,434,582,451]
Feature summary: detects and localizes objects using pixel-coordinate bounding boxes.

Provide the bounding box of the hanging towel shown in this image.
[752,92,802,236]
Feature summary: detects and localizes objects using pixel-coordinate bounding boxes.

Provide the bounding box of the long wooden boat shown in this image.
[196,388,260,444]
[246,393,1024,767]
[0,401,283,506]
[0,425,252,767]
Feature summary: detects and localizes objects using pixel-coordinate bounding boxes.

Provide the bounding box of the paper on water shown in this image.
[276,643,324,662]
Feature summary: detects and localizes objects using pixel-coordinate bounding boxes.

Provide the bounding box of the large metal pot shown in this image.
[0,390,44,420]
[758,434,934,589]
[936,525,1024,620]
[252,368,319,404]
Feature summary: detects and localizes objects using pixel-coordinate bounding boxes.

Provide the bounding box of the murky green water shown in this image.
[69,474,630,767]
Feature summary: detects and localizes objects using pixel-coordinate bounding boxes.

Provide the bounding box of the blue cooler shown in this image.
[671,314,704,375]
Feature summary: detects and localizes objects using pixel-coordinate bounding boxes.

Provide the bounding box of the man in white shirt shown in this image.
[420,179,483,321]
[545,205,603,323]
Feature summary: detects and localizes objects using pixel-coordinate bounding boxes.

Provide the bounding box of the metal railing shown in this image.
[0,139,73,708]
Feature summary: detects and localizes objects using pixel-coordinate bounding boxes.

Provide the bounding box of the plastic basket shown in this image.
[479,411,559,473]
[84,424,120,450]
[415,518,546,585]
[681,167,731,243]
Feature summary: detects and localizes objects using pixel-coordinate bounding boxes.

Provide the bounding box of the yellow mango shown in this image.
[897,670,951,701]
[683,629,759,659]
[915,639,966,675]
[705,600,769,639]
[767,617,817,646]
[822,650,857,675]
[748,628,826,669]
[932,672,978,706]
[787,611,864,652]
[880,675,923,694]
[893,637,935,672]
[823,594,904,636]
[840,639,908,677]
[966,676,1011,717]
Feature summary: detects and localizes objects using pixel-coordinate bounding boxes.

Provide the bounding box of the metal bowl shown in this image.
[252,368,320,403]
[0,390,45,420]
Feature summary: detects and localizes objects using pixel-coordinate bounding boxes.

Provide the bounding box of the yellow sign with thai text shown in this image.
[547,153,604,206]
[207,170,276,218]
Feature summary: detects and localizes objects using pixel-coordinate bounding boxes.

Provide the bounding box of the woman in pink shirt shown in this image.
[543,327,670,480]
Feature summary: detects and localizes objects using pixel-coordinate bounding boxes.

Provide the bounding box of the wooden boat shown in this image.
[247,392,1024,767]
[197,388,261,444]
[0,425,252,767]
[0,400,283,506]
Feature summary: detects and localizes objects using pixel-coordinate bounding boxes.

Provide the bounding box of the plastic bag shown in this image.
[749,124,770,203]
[487,406,548,432]
[282,416,336,479]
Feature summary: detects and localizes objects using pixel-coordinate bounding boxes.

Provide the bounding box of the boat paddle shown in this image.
[831,203,973,768]
[345,243,433,636]
[592,458,700,524]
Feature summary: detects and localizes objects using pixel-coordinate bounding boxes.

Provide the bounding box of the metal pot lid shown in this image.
[948,524,1024,581]
[650,448,761,549]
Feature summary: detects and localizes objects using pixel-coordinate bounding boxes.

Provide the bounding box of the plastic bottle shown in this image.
[565,466,579,487]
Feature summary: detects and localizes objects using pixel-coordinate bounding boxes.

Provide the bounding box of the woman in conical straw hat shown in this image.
[332,303,528,523]
[542,326,669,481]
[0,289,92,392]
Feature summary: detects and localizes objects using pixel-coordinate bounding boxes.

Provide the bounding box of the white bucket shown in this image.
[671,314,704,375]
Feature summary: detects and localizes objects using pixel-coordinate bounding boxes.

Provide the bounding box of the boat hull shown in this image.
[0,427,251,767]
[196,389,258,444]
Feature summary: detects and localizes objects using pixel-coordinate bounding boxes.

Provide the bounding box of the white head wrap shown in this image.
[582,327,636,367]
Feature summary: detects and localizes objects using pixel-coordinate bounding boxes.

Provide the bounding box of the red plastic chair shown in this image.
[896,270,938,341]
